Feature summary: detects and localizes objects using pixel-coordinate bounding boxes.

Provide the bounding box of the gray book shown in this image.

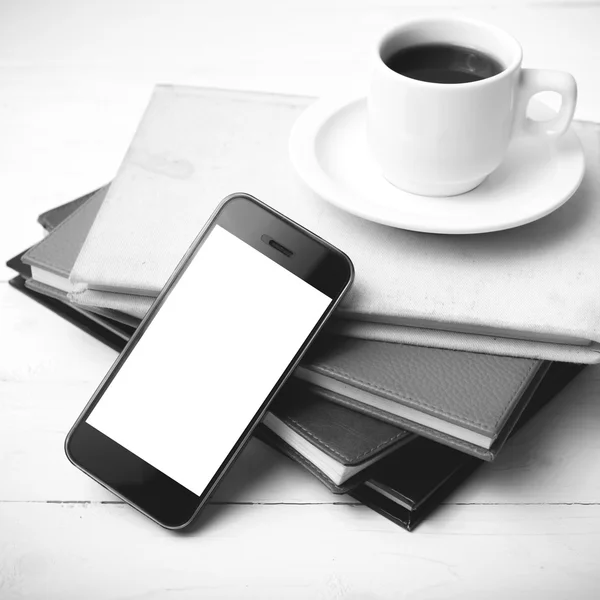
[20,187,141,328]
[22,187,106,294]
[296,336,549,461]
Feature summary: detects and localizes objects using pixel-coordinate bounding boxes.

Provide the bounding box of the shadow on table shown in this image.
[181,436,322,534]
[449,366,600,502]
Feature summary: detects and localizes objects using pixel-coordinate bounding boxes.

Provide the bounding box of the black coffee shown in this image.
[385,43,503,84]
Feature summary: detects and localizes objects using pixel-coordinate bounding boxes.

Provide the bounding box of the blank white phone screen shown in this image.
[87,225,331,496]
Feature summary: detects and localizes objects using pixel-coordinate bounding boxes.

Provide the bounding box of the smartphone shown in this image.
[65,193,354,529]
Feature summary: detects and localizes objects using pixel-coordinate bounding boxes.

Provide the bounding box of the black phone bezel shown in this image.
[64,192,354,529]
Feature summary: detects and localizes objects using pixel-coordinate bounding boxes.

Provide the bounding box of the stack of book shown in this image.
[9,85,599,530]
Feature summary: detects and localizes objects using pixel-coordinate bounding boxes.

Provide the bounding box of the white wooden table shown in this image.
[2,1,600,597]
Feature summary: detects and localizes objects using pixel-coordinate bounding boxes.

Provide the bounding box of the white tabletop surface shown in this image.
[2,1,600,598]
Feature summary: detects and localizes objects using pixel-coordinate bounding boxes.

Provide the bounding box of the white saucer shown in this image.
[289,93,585,234]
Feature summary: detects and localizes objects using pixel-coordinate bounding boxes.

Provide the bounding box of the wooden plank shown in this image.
[1,503,599,599]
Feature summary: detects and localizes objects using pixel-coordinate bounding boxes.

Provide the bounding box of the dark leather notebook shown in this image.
[262,381,414,491]
[297,336,550,461]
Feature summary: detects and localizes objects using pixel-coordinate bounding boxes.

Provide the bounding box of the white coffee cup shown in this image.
[367,17,578,197]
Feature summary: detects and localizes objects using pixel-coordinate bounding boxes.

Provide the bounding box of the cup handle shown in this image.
[515,68,577,137]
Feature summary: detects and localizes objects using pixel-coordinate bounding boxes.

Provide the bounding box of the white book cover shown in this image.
[70,86,600,363]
